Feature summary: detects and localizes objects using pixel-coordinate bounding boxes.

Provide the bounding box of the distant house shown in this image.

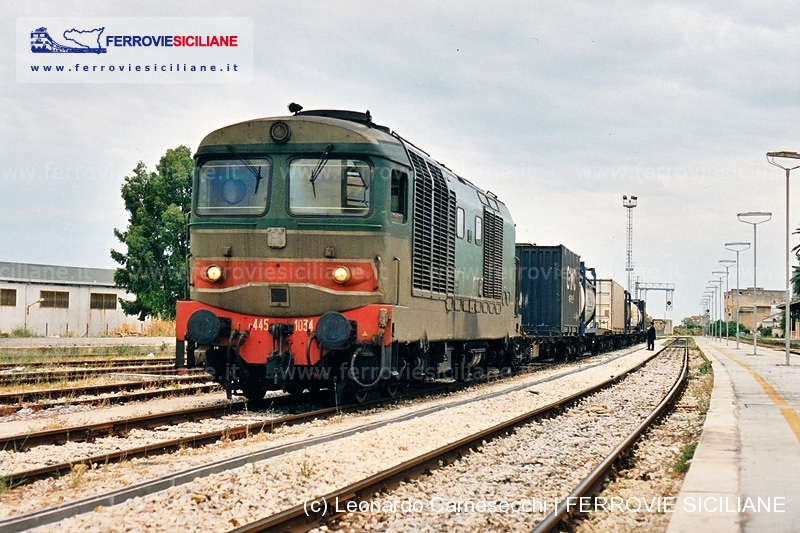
[0,262,144,337]
[761,313,782,336]
[724,287,786,332]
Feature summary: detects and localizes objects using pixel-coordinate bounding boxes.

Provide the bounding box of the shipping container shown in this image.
[516,244,581,336]
[596,279,626,334]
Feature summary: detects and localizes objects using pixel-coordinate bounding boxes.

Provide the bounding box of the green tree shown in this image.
[111,146,192,320]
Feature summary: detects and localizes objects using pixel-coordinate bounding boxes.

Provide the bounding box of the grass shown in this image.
[298,457,315,478]
[9,327,37,338]
[68,463,89,488]
[672,442,698,474]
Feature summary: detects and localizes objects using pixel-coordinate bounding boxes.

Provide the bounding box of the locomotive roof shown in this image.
[198,110,402,149]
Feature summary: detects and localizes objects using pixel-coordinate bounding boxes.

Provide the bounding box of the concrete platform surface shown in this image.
[668,337,800,533]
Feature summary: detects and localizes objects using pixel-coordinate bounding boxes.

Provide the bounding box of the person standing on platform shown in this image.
[647,323,657,350]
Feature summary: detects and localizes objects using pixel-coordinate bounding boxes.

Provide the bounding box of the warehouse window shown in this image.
[40,291,69,309]
[0,289,16,307]
[90,293,118,310]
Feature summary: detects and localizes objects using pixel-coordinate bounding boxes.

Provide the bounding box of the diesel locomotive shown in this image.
[175,107,645,402]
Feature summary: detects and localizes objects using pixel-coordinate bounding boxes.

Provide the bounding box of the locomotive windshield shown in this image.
[289,158,371,216]
[196,158,271,216]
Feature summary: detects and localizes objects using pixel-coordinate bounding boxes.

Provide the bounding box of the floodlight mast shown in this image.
[766,151,800,366]
[623,195,638,294]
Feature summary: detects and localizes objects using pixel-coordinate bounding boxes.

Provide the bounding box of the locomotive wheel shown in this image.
[353,387,369,404]
[282,384,307,395]
[240,384,269,402]
[382,380,402,399]
[335,379,369,405]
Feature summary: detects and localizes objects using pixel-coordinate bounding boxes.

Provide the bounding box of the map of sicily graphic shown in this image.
[30,27,107,54]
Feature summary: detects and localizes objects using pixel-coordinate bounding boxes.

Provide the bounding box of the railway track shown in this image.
[0,377,473,487]
[533,338,689,532]
[0,345,643,489]
[235,340,688,532]
[0,364,188,386]
[0,372,213,405]
[0,356,174,372]
[0,342,669,532]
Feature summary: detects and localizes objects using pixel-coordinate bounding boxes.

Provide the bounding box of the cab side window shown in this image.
[391,170,408,223]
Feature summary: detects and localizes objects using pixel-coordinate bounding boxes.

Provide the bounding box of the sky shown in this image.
[3,0,800,323]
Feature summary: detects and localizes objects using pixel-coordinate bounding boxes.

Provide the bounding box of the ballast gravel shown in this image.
[0,344,670,532]
[323,349,683,532]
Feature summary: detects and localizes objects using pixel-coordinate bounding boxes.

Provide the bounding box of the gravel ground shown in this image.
[0,344,663,532]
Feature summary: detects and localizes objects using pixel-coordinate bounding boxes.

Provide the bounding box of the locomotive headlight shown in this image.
[270,121,291,144]
[332,266,351,284]
[205,264,224,283]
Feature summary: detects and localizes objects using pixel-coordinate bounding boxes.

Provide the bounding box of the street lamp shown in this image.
[720,259,735,345]
[703,293,714,337]
[709,279,723,341]
[738,211,772,355]
[706,279,719,338]
[24,297,44,332]
[767,151,800,365]
[712,270,727,342]
[725,241,750,349]
[700,298,710,336]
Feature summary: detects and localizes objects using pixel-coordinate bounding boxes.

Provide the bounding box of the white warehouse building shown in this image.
[0,262,144,337]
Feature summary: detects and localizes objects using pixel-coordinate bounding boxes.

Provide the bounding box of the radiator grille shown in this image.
[482,209,504,299]
[410,151,456,295]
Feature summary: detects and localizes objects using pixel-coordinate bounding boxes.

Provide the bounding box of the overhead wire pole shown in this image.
[767,151,800,366]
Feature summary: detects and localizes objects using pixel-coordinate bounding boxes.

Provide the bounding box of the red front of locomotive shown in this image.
[176,258,393,399]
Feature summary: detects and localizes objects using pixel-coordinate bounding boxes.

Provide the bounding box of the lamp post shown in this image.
[738,212,772,355]
[700,298,709,336]
[767,151,800,366]
[24,297,44,332]
[706,281,719,339]
[709,279,723,341]
[720,260,735,344]
[703,294,714,337]
[713,269,729,342]
[725,242,750,349]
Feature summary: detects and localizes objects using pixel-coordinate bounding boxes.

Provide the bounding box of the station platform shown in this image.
[667,337,800,533]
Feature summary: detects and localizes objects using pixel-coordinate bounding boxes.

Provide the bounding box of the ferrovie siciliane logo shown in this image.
[31,27,108,54]
[17,17,253,84]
